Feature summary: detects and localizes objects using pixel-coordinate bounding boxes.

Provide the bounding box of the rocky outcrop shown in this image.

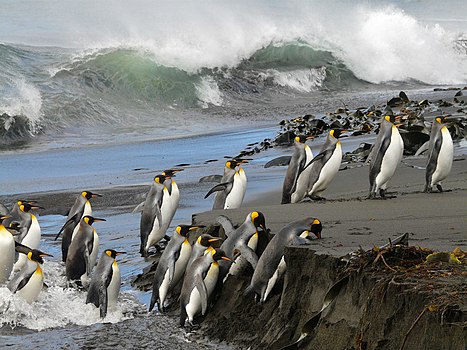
[199,245,466,350]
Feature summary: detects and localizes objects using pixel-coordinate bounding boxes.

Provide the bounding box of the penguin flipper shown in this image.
[415,140,430,156]
[98,284,108,318]
[216,215,235,237]
[131,201,145,214]
[11,270,34,293]
[204,182,230,199]
[55,213,79,240]
[194,275,209,315]
[238,246,259,270]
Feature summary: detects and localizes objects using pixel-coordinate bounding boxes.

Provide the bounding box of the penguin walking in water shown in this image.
[218,211,268,279]
[66,215,105,286]
[8,249,52,304]
[180,248,231,327]
[9,202,44,272]
[368,115,403,199]
[0,216,17,284]
[139,174,169,257]
[282,135,314,204]
[424,117,454,193]
[55,191,101,262]
[244,218,322,303]
[306,129,346,200]
[204,159,248,210]
[86,249,125,318]
[149,224,204,312]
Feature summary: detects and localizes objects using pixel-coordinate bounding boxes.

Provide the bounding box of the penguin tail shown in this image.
[148,294,158,312]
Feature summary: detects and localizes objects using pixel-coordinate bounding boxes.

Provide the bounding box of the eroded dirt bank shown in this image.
[197,245,466,350]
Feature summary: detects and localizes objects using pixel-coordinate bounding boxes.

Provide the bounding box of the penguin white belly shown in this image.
[375,127,403,190]
[14,216,41,272]
[17,266,43,304]
[172,241,192,286]
[159,270,171,307]
[204,262,219,296]
[146,189,170,250]
[309,143,342,196]
[431,128,453,185]
[224,172,244,209]
[0,231,15,283]
[185,287,202,322]
[107,261,121,309]
[291,146,313,203]
[238,168,247,204]
[71,224,80,242]
[83,201,92,216]
[229,233,258,276]
[90,231,99,268]
[167,181,180,224]
[264,256,286,302]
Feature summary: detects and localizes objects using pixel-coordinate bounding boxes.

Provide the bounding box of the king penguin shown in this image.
[11,202,44,272]
[282,135,314,204]
[424,117,454,193]
[204,159,248,210]
[244,217,322,303]
[180,248,231,327]
[8,249,52,304]
[218,211,268,279]
[368,115,404,199]
[161,169,182,232]
[140,174,168,257]
[55,191,101,262]
[306,129,346,200]
[86,249,125,318]
[66,215,105,286]
[0,216,16,284]
[149,224,204,312]
[186,234,222,276]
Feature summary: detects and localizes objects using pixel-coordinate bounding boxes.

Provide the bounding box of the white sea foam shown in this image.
[267,67,327,93]
[0,261,142,331]
[0,79,43,132]
[195,76,224,108]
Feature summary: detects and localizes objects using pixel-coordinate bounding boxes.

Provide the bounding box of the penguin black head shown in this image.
[330,129,347,139]
[295,135,313,143]
[20,203,44,212]
[211,248,232,262]
[27,249,53,264]
[435,116,449,124]
[250,211,267,233]
[226,159,248,170]
[0,215,11,225]
[310,218,322,239]
[153,174,167,184]
[176,224,205,237]
[105,249,126,259]
[384,115,396,124]
[83,215,106,226]
[198,234,222,247]
[162,168,183,178]
[82,191,102,200]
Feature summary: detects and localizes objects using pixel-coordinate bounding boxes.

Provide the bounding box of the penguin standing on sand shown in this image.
[8,249,52,304]
[424,117,453,193]
[55,191,101,262]
[244,218,322,303]
[66,215,105,286]
[149,225,204,312]
[0,216,16,284]
[368,115,404,199]
[205,159,248,210]
[218,211,268,279]
[180,248,231,327]
[306,129,346,200]
[86,249,125,318]
[140,174,168,256]
[282,135,314,204]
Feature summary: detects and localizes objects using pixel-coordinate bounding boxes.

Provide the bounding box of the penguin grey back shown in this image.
[307,131,339,191]
[86,251,114,317]
[66,218,94,281]
[282,138,308,204]
[425,118,444,190]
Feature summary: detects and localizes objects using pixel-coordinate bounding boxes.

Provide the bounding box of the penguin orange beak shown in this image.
[306,136,314,140]
[221,256,232,262]
[208,237,222,243]
[189,225,206,231]
[31,205,45,210]
[91,193,103,198]
[115,252,126,256]
[93,218,107,222]
[39,252,53,257]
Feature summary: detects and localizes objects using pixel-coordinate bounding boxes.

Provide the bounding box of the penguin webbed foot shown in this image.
[379,189,397,199]
[436,184,443,193]
[309,195,326,201]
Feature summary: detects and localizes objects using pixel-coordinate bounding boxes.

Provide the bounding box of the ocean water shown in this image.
[1,0,466,149]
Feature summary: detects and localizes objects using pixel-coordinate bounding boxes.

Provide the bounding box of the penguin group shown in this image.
[0,91,460,333]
